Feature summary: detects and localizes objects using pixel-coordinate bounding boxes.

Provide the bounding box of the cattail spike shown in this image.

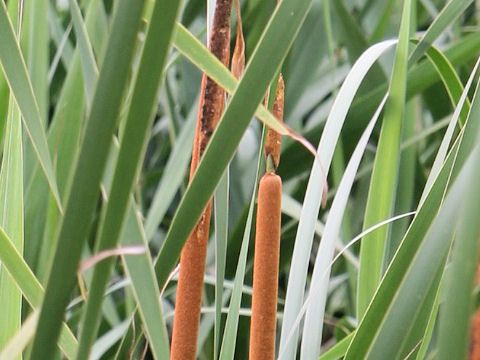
[249,173,282,360]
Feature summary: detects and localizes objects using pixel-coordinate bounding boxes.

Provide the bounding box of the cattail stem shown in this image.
[170,1,232,359]
[250,172,282,360]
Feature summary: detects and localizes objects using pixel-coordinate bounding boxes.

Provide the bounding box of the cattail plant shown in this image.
[170,1,232,359]
[249,75,284,360]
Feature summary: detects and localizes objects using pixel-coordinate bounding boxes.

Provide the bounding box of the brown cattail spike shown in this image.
[265,75,285,170]
[249,172,282,360]
[170,1,232,359]
[250,68,284,360]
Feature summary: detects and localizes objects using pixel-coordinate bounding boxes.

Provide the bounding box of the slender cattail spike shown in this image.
[250,72,285,360]
[249,172,282,360]
[265,75,285,170]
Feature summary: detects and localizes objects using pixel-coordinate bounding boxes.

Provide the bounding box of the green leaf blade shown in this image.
[30,2,147,358]
[357,0,413,318]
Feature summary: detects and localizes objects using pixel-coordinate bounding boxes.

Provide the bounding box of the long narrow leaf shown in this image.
[214,169,229,360]
[75,0,180,357]
[0,227,77,358]
[300,96,387,360]
[437,148,480,359]
[409,0,473,64]
[0,1,61,209]
[219,127,265,360]
[279,40,397,360]
[0,96,23,351]
[357,0,412,317]
[173,24,295,139]
[30,2,147,358]
[346,144,480,359]
[344,54,480,358]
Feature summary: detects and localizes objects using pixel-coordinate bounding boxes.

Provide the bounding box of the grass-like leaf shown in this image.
[345,53,480,358]
[214,169,229,360]
[144,109,196,240]
[409,0,474,64]
[299,96,387,359]
[279,40,397,360]
[0,97,23,352]
[437,150,480,359]
[0,1,61,209]
[173,24,298,139]
[30,2,147,358]
[0,227,77,358]
[219,128,265,360]
[75,0,180,357]
[357,0,412,317]
[346,144,480,359]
